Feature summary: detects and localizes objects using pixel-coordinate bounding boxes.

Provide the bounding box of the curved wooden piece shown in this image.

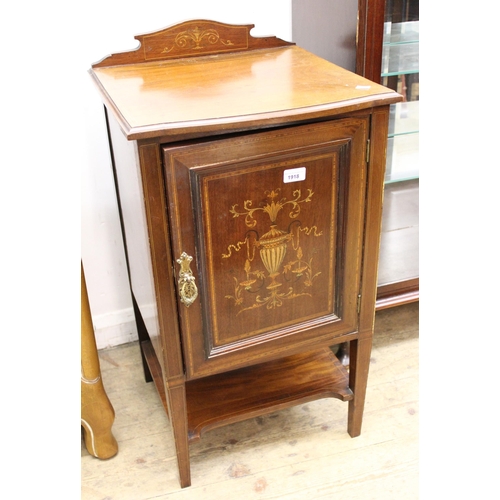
[92,19,294,68]
[81,263,118,459]
[185,348,353,443]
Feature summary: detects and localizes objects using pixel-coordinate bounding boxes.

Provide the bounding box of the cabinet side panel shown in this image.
[107,113,163,370]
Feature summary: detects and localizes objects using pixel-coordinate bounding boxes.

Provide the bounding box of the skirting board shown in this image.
[93,307,138,350]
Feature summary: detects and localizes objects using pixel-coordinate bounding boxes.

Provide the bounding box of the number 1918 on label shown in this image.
[283,167,306,184]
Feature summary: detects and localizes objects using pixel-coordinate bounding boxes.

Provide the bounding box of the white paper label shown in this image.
[283,167,306,184]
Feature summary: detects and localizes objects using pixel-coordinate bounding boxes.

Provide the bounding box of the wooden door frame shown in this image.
[356,0,385,82]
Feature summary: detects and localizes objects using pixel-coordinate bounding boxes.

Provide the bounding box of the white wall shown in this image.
[292,0,358,72]
[81,1,293,349]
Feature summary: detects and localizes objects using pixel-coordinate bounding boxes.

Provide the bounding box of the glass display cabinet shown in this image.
[357,0,419,309]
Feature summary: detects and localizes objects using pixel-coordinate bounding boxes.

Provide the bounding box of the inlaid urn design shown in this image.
[223,188,323,313]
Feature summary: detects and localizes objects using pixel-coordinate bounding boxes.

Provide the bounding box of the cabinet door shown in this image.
[163,118,369,379]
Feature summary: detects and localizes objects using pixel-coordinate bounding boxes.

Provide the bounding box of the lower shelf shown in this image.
[142,341,352,443]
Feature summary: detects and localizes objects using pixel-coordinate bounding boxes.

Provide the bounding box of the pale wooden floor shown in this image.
[81,302,418,499]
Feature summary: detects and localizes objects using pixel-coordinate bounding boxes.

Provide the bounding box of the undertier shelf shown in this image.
[142,341,353,442]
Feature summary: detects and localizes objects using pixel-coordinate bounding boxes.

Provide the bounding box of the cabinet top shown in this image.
[89,20,401,141]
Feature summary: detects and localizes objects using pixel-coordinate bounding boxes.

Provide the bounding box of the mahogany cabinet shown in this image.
[89,20,401,488]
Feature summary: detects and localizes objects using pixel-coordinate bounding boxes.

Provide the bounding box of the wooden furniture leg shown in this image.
[81,263,118,459]
[347,337,373,437]
[165,382,191,488]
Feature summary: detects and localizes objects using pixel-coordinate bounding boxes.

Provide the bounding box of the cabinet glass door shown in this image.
[377,0,419,291]
[382,0,419,183]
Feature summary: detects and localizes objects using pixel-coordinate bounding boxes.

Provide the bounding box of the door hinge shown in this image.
[357,294,362,314]
[366,139,371,164]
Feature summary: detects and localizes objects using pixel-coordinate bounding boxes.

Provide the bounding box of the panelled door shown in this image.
[163,118,370,379]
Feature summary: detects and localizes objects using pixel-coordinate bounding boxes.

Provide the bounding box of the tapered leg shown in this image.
[166,382,191,488]
[347,336,373,437]
[81,263,118,459]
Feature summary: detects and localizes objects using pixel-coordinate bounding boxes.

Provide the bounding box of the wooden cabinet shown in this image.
[357,0,419,308]
[89,20,401,488]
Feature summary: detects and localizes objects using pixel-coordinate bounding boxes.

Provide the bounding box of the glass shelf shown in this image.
[385,133,419,183]
[385,95,419,183]
[381,16,419,184]
[381,20,419,77]
[382,42,418,76]
[388,101,419,136]
[383,20,419,45]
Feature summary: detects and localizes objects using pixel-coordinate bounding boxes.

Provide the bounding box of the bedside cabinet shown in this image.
[89,19,401,488]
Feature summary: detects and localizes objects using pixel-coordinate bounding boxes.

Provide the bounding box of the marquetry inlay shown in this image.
[223,188,323,314]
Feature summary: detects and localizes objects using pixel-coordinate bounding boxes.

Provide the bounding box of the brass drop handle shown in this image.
[176,252,198,307]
